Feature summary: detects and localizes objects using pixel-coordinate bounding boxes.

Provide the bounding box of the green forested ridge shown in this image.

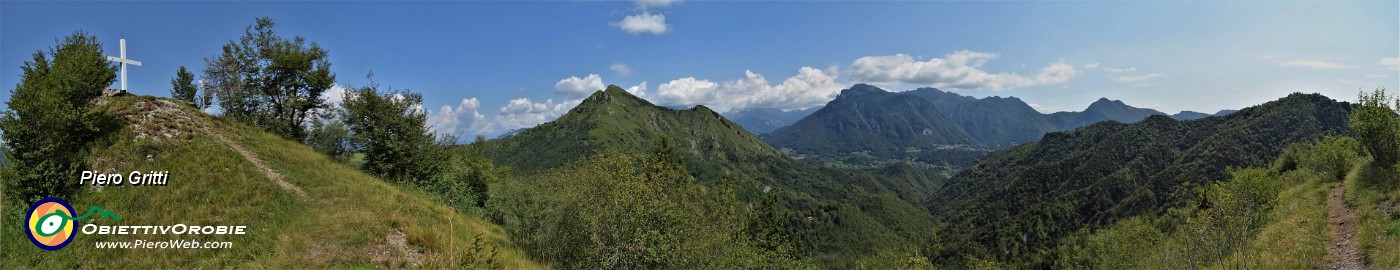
[480,85,944,266]
[926,92,1353,267]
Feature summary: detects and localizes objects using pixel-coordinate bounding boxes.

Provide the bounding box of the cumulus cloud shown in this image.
[614,12,670,36]
[847,51,1077,90]
[321,84,350,107]
[492,98,581,133]
[1083,63,1100,69]
[554,74,605,98]
[1116,73,1163,82]
[1380,57,1400,70]
[1103,66,1136,73]
[310,84,352,118]
[1275,59,1357,69]
[627,81,648,97]
[611,63,634,76]
[654,66,843,112]
[427,98,489,138]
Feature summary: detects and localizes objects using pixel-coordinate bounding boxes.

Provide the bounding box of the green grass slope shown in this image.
[929,93,1352,266]
[480,85,947,266]
[2,95,539,269]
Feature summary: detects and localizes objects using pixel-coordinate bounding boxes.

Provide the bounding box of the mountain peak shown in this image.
[844,84,888,94]
[1086,97,1129,111]
[581,84,650,108]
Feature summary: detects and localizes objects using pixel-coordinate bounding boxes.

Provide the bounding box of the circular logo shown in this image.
[26,197,76,250]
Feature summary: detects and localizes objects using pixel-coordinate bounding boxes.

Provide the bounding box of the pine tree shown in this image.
[170,66,197,105]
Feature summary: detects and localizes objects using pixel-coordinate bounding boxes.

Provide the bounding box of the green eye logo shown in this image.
[26,198,76,250]
[25,198,121,250]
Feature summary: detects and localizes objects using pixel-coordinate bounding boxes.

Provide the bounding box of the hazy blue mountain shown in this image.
[907,88,1057,148]
[723,106,821,135]
[765,84,984,168]
[1047,98,1168,130]
[1170,110,1213,120]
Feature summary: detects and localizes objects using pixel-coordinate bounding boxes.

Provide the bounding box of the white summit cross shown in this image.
[105,38,142,93]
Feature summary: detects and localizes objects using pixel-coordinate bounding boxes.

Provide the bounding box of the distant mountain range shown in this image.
[479,86,951,265]
[926,93,1351,265]
[722,107,820,135]
[766,84,1236,167]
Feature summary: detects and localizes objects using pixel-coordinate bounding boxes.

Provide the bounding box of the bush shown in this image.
[304,108,353,163]
[340,77,440,185]
[1351,87,1400,167]
[429,144,493,210]
[1299,135,1361,181]
[0,31,116,202]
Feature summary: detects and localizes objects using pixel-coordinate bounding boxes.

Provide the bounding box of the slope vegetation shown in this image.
[481,85,945,266]
[2,95,538,269]
[928,93,1352,266]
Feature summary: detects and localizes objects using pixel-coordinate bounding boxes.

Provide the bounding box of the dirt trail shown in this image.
[199,124,307,197]
[1326,183,1364,270]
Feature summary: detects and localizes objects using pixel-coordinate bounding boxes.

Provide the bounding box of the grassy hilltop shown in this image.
[1,95,540,269]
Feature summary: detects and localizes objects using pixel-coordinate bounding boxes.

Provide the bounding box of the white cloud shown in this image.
[626,81,648,97]
[1380,57,1400,70]
[310,84,352,118]
[1103,66,1136,73]
[1116,73,1163,82]
[1276,59,1357,69]
[656,77,717,107]
[427,98,488,138]
[610,63,634,76]
[1083,63,1100,69]
[554,74,605,98]
[654,66,843,113]
[1339,78,1361,85]
[634,0,678,9]
[1365,74,1389,79]
[614,12,670,36]
[491,98,580,133]
[321,84,350,108]
[847,51,1077,90]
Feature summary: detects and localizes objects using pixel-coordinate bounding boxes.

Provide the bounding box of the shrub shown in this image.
[0,31,116,202]
[340,77,440,185]
[1350,87,1400,167]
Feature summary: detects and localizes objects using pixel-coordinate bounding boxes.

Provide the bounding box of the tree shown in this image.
[202,17,335,141]
[305,107,353,163]
[0,31,117,202]
[341,75,440,185]
[1350,87,1400,167]
[170,66,198,105]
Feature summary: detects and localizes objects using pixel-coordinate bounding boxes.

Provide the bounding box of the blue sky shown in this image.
[2,1,1396,137]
